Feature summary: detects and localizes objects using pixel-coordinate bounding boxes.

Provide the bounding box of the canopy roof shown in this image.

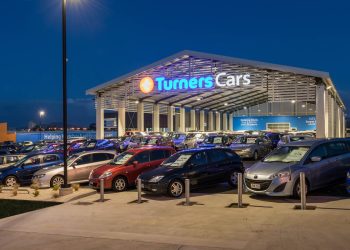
[87,50,345,112]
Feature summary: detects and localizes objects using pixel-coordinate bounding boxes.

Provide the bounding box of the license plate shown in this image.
[251,183,261,189]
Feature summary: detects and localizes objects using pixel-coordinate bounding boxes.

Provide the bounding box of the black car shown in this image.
[139,148,244,197]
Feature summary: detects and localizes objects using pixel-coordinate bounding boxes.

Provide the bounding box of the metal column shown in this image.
[137,101,144,131]
[118,106,126,137]
[153,104,160,132]
[316,84,328,138]
[96,95,104,139]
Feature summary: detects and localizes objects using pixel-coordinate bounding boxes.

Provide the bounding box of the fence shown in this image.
[15,131,117,142]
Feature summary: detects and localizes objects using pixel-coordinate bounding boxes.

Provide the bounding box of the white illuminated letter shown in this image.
[243,74,250,85]
[215,72,226,87]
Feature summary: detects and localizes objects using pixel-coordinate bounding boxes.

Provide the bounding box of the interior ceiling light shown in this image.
[196,97,202,101]
[327,86,332,90]
[224,103,228,106]
[302,104,306,108]
[291,100,296,103]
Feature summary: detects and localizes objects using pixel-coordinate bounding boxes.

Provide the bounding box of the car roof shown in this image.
[72,150,117,156]
[285,138,350,147]
[178,147,230,154]
[127,146,174,153]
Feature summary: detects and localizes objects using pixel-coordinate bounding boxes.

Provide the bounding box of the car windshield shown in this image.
[13,154,33,167]
[263,146,310,163]
[162,153,193,168]
[67,154,79,165]
[173,134,186,140]
[232,137,257,144]
[111,152,134,165]
[204,136,223,144]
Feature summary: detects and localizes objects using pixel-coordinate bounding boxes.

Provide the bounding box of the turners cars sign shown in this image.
[139,72,251,93]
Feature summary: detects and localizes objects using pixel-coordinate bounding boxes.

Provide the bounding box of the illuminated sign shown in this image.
[139,72,251,93]
[139,77,154,94]
[215,72,250,87]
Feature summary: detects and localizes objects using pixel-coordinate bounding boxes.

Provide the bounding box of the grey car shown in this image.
[0,154,25,169]
[230,135,272,160]
[244,139,350,197]
[32,150,116,188]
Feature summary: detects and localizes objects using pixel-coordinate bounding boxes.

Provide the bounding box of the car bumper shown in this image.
[140,180,167,195]
[244,177,294,196]
[32,177,51,188]
[89,177,113,189]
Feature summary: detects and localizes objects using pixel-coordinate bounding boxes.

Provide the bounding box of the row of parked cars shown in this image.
[0,130,349,199]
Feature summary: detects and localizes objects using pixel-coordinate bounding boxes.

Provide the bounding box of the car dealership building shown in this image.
[86,50,346,138]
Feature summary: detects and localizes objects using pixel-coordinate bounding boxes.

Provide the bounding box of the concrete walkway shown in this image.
[0,187,349,250]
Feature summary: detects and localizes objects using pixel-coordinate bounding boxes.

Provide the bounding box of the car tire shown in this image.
[4,175,18,187]
[112,176,128,192]
[168,179,184,198]
[228,171,240,187]
[292,179,308,199]
[253,151,259,161]
[50,175,64,187]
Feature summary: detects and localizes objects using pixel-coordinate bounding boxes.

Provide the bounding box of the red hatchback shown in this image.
[89,146,175,191]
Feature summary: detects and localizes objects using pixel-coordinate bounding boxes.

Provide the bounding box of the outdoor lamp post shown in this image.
[39,110,45,140]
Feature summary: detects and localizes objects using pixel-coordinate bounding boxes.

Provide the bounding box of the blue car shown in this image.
[0,152,63,187]
[70,139,118,154]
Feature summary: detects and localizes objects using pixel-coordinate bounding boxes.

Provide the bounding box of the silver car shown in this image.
[32,150,116,188]
[244,139,350,197]
[230,135,272,160]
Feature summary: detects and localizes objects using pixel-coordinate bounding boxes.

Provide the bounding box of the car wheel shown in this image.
[292,179,308,198]
[253,151,259,161]
[4,176,18,187]
[168,179,184,198]
[112,176,128,192]
[228,171,239,187]
[50,175,64,187]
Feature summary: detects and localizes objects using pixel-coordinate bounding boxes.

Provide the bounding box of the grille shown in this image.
[245,178,272,191]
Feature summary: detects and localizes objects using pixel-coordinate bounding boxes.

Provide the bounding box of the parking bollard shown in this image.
[137,178,142,204]
[100,178,104,202]
[185,178,190,206]
[237,173,243,208]
[300,172,306,210]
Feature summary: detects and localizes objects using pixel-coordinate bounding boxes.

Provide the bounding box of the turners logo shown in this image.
[139,77,155,94]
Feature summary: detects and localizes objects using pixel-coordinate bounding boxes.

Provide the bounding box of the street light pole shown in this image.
[62,0,68,188]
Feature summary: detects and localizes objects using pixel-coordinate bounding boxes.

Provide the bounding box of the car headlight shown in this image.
[34,174,46,179]
[269,171,291,182]
[149,175,164,183]
[242,148,251,152]
[0,172,2,175]
[99,171,112,179]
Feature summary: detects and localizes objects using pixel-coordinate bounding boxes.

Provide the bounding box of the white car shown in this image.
[277,135,314,147]
[0,155,26,169]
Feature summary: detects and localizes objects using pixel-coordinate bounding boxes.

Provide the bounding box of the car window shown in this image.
[207,149,228,163]
[188,151,208,166]
[163,150,172,158]
[133,151,150,163]
[306,145,328,163]
[224,150,240,161]
[326,142,348,157]
[105,153,115,160]
[92,153,109,162]
[23,155,41,166]
[76,154,93,165]
[150,150,165,161]
[43,155,59,163]
[0,157,4,164]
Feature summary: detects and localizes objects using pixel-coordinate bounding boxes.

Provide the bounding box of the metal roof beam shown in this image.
[220,96,268,113]
[169,93,203,106]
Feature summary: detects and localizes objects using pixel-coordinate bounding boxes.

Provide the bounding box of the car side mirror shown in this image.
[71,162,77,168]
[132,161,138,167]
[311,156,322,162]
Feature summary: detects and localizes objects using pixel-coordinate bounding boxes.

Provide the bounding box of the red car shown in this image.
[89,146,176,191]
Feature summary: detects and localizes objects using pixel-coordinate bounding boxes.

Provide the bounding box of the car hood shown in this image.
[198,144,217,148]
[0,165,18,172]
[245,161,298,177]
[140,166,183,180]
[230,144,252,150]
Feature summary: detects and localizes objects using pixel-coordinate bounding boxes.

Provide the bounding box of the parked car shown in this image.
[139,148,244,197]
[0,153,63,187]
[32,151,116,188]
[89,146,176,191]
[70,139,118,154]
[169,133,188,150]
[119,136,143,152]
[141,136,171,147]
[265,132,281,149]
[184,132,217,148]
[277,134,314,147]
[230,135,272,160]
[198,135,234,148]
[0,154,26,169]
[19,144,45,154]
[244,139,350,198]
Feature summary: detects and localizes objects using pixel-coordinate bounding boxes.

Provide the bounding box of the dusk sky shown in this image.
[1,0,349,129]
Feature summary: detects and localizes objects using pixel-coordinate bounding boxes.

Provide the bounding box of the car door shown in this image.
[184,151,209,187]
[303,144,331,188]
[149,149,166,170]
[69,154,93,182]
[206,149,230,184]
[89,152,115,177]
[128,151,151,181]
[17,155,42,184]
[325,142,349,181]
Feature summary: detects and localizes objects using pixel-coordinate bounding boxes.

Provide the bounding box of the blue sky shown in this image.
[0,0,349,128]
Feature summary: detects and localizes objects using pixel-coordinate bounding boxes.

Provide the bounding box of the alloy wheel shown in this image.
[5,176,17,187]
[114,178,126,191]
[170,181,183,197]
[51,176,64,187]
[230,172,238,186]
[296,182,308,197]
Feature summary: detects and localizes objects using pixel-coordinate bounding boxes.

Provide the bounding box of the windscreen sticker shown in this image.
[246,138,257,144]
[284,148,309,162]
[213,137,223,144]
[115,154,133,164]
[169,155,191,167]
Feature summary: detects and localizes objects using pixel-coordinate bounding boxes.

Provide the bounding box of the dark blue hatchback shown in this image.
[0,152,63,187]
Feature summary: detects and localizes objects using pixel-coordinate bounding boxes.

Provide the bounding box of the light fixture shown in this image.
[196,97,202,101]
[291,100,296,104]
[39,110,45,117]
[301,104,306,108]
[224,103,228,106]
[326,86,332,90]
[258,109,261,112]
[135,100,139,104]
[243,106,247,110]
